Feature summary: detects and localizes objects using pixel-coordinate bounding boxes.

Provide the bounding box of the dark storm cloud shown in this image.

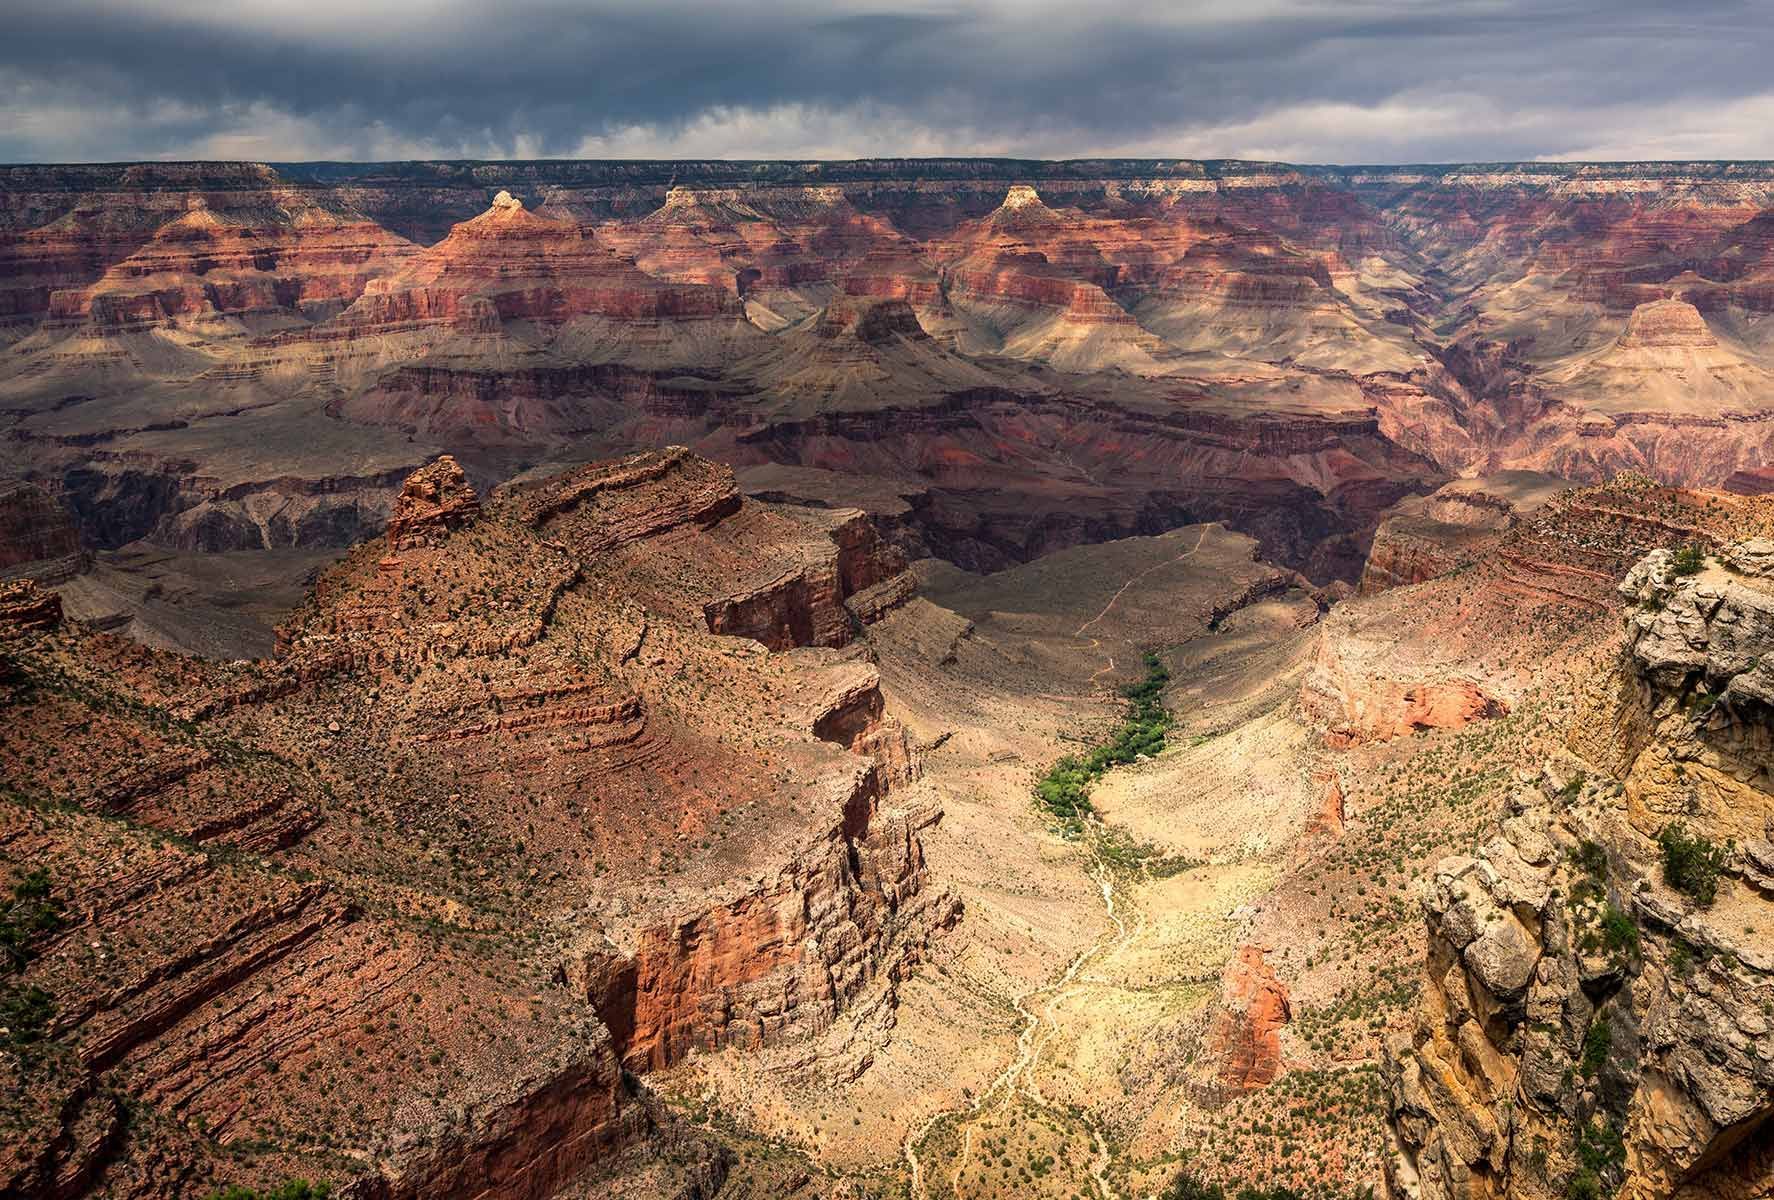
[2,0,1772,163]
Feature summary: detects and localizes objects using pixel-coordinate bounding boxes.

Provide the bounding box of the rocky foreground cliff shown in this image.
[1385,539,1774,1200]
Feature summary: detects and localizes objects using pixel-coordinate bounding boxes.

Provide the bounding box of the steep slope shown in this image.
[1386,533,1774,1200]
[0,448,953,1198]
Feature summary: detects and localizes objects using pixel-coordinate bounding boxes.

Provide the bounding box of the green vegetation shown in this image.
[1035,652,1172,834]
[206,1183,332,1200]
[1164,1168,1374,1200]
[0,983,54,1044]
[1656,822,1730,907]
[1568,1117,1626,1200]
[1669,543,1707,577]
[1570,840,1607,878]
[1579,1019,1612,1078]
[0,868,65,1047]
[1,868,65,971]
[1596,906,1639,958]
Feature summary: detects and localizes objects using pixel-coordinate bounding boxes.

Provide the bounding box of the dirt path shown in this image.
[904,848,1135,1200]
[1075,526,1209,640]
[904,531,1209,1199]
[1080,526,1208,691]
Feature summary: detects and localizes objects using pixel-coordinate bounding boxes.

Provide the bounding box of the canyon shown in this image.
[1,157,1773,1200]
[8,159,1774,623]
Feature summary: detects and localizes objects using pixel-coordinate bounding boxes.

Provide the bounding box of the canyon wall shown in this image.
[8,158,1774,594]
[0,449,952,1198]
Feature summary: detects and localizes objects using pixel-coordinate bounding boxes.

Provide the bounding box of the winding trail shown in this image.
[904,533,1205,1198]
[1075,527,1210,640]
[1080,527,1209,691]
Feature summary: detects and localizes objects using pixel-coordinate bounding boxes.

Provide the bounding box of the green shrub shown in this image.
[206,1182,331,1200]
[1570,840,1607,877]
[1566,1170,1601,1200]
[1580,1019,1612,1078]
[1657,822,1729,906]
[1578,1116,1625,1169]
[1669,543,1706,577]
[1597,905,1639,957]
[1166,1173,1227,1200]
[0,983,54,1044]
[1,868,65,972]
[1035,653,1172,833]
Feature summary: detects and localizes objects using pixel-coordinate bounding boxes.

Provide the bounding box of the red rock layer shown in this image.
[340,192,742,333]
[1205,945,1292,1096]
[0,447,951,1198]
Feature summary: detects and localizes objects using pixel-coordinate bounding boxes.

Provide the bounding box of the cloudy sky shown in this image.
[3,0,1772,164]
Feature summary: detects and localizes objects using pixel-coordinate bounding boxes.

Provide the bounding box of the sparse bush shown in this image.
[0,983,54,1044]
[1580,1019,1612,1078]
[1669,543,1706,577]
[1657,822,1729,906]
[1567,1170,1601,1200]
[1,868,65,971]
[1598,905,1639,957]
[1570,840,1607,878]
[206,1182,331,1200]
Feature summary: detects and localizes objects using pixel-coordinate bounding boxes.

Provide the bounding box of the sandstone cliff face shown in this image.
[1603,541,1774,840]
[1385,540,1774,1200]
[1204,945,1293,1097]
[1302,601,1510,747]
[564,791,953,1073]
[1360,474,1566,594]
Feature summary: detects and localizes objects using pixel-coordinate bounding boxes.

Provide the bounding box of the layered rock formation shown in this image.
[1385,536,1774,1200]
[0,479,86,582]
[1361,473,1566,594]
[0,448,952,1198]
[7,157,1772,599]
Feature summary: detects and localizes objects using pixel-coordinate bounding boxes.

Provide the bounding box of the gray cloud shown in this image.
[2,0,1771,163]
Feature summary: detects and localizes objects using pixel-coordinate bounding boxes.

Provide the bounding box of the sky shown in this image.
[3,0,1773,164]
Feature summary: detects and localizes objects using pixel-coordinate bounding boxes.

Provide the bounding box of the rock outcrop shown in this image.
[385,453,480,547]
[1361,473,1566,594]
[1385,540,1774,1200]
[1596,540,1774,841]
[1302,610,1510,747]
[1205,945,1293,1097]
[0,448,953,1199]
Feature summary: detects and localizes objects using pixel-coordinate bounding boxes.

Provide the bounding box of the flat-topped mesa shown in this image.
[1615,297,1718,349]
[385,454,480,548]
[812,295,930,344]
[1002,183,1044,210]
[646,183,851,225]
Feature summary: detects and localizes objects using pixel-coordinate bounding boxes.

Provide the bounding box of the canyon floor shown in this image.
[599,476,1742,1199]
